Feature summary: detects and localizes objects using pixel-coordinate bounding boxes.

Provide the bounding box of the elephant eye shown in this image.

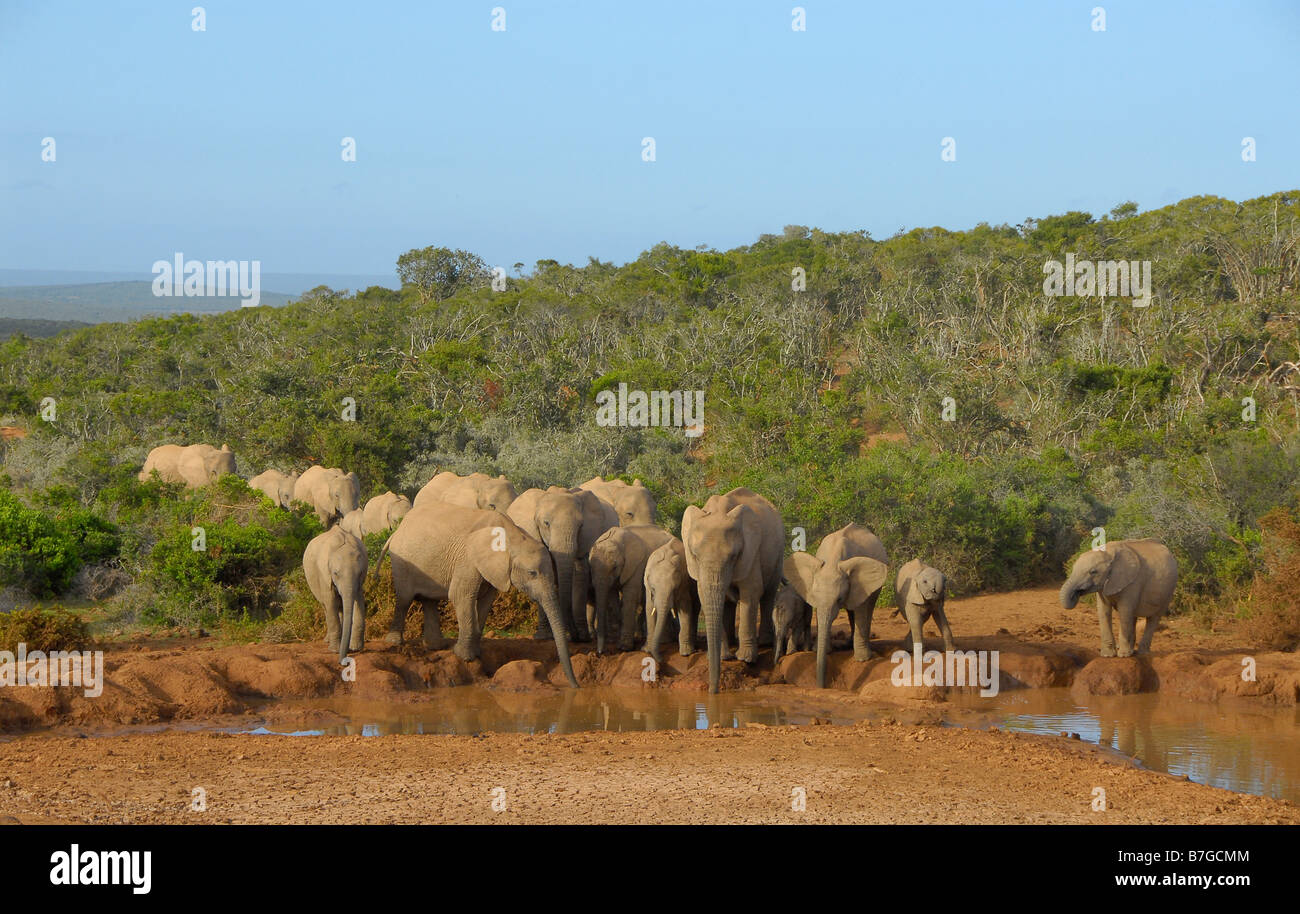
[529,570,538,577]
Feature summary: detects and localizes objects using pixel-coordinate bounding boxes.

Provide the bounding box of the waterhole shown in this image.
[246,685,1300,804]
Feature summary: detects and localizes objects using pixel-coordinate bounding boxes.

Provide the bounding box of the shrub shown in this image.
[0,606,91,653]
[1242,506,1300,649]
[0,488,119,596]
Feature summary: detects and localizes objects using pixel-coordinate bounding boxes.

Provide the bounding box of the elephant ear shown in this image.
[681,505,705,582]
[1103,544,1140,597]
[841,556,889,607]
[577,490,617,554]
[471,526,513,592]
[784,552,822,604]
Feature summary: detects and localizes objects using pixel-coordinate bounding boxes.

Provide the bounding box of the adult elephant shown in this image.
[681,488,784,694]
[588,524,673,653]
[579,476,657,526]
[377,503,578,687]
[303,526,368,663]
[249,469,299,508]
[784,524,890,689]
[293,466,360,527]
[139,443,236,488]
[1060,539,1178,657]
[508,486,617,642]
[362,491,411,535]
[413,471,517,513]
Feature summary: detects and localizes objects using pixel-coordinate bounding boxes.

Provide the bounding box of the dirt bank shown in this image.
[1,718,1294,825]
[2,586,1295,734]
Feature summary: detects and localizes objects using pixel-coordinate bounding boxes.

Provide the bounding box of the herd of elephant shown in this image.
[138,444,1181,694]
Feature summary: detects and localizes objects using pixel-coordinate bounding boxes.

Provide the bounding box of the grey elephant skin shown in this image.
[138,443,235,488]
[588,524,673,652]
[785,523,889,688]
[1060,539,1178,657]
[643,538,698,663]
[294,466,360,527]
[682,488,784,693]
[339,508,366,540]
[362,491,411,535]
[414,471,517,513]
[303,526,368,663]
[893,558,954,652]
[508,486,617,643]
[771,582,811,662]
[378,502,579,687]
[579,476,657,526]
[249,469,299,508]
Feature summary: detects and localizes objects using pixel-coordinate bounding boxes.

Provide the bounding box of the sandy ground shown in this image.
[0,585,1296,825]
[3,720,1296,825]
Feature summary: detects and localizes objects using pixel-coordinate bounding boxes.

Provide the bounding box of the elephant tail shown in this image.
[373,533,395,581]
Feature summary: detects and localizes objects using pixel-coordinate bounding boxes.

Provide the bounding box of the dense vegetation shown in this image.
[1,191,1298,643]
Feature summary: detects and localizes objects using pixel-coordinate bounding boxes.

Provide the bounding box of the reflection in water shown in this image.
[949,689,1300,805]
[245,686,1300,805]
[253,687,859,739]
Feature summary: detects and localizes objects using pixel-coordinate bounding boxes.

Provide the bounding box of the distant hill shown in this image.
[0,270,399,325]
[0,281,296,323]
[0,317,91,339]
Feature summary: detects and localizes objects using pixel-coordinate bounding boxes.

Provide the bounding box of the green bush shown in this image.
[0,488,119,596]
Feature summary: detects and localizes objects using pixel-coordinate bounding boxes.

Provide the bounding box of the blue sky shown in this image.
[1,0,1297,280]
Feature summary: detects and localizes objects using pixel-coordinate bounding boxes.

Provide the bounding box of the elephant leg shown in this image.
[1137,612,1160,653]
[533,601,553,641]
[421,598,447,650]
[1096,597,1117,657]
[618,586,640,652]
[476,588,494,633]
[734,584,762,664]
[852,595,879,662]
[570,559,591,641]
[386,573,414,646]
[450,579,483,662]
[324,592,342,651]
[678,605,696,657]
[903,605,925,653]
[932,603,956,652]
[720,599,736,660]
[1115,594,1139,658]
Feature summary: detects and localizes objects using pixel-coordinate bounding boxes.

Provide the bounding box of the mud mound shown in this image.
[492,660,553,691]
[1071,657,1158,697]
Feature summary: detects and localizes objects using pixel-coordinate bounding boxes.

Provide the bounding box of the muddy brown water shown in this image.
[240,686,1300,805]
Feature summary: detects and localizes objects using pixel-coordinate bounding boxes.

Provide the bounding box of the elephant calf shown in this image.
[1060,539,1178,657]
[643,538,698,664]
[893,559,954,652]
[303,526,368,663]
[771,583,811,662]
[588,524,674,653]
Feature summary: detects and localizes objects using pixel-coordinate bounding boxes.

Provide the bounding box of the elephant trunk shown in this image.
[816,602,834,689]
[337,576,358,664]
[772,617,785,664]
[552,548,577,638]
[647,597,670,663]
[699,579,727,694]
[539,591,579,688]
[1059,579,1081,609]
[591,570,612,654]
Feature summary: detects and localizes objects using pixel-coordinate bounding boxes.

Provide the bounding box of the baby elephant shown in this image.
[893,559,954,652]
[771,583,811,662]
[1060,539,1178,657]
[303,526,368,663]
